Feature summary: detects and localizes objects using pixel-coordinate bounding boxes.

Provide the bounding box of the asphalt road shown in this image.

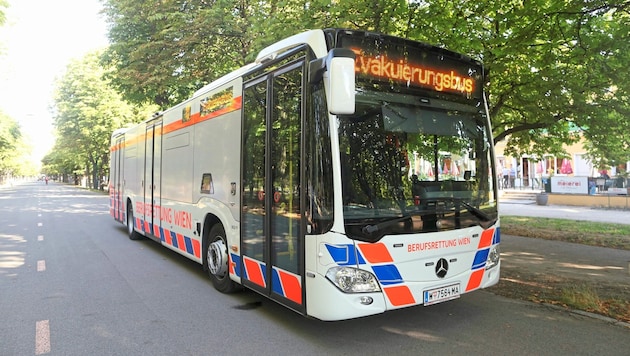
[1,181,629,355]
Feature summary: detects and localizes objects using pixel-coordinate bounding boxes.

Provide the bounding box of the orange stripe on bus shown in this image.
[110,132,146,153]
[110,96,242,153]
[383,285,415,306]
[228,255,235,275]
[477,227,495,249]
[358,243,393,263]
[176,233,186,252]
[192,239,201,258]
[244,257,266,287]
[465,269,485,291]
[278,270,302,305]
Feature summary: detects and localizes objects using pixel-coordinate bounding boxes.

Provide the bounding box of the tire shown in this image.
[127,203,143,240]
[205,224,239,293]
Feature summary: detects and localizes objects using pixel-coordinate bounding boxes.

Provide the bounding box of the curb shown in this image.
[542,303,630,329]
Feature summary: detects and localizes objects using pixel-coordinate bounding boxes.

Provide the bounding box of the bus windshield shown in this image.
[338,91,497,242]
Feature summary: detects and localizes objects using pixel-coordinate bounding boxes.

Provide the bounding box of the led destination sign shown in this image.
[351,48,475,95]
[333,31,484,99]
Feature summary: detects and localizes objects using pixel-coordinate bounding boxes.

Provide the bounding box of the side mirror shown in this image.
[308,49,356,115]
[325,49,355,115]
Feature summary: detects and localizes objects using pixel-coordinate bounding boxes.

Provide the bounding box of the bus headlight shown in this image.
[325,266,381,293]
[486,245,500,270]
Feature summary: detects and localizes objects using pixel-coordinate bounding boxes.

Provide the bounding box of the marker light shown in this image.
[360,296,374,305]
[325,266,381,293]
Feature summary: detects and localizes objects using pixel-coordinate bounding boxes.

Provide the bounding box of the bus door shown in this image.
[144,119,163,240]
[112,136,125,222]
[241,58,306,312]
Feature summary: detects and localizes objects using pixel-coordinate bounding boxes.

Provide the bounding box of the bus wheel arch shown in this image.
[202,216,240,293]
[126,199,142,240]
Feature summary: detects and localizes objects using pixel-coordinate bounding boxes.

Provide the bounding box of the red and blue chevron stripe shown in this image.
[232,254,302,305]
[134,218,201,259]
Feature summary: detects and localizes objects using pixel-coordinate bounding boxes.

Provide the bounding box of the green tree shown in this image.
[51,50,155,189]
[0,110,36,180]
[41,141,80,182]
[0,111,22,178]
[404,0,630,165]
[100,0,630,166]
[0,0,7,26]
[102,0,257,107]
[101,0,413,108]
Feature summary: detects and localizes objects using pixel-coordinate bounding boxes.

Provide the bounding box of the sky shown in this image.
[0,0,109,165]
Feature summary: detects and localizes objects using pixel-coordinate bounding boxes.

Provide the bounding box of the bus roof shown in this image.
[111,127,129,138]
[255,29,328,63]
[194,30,329,98]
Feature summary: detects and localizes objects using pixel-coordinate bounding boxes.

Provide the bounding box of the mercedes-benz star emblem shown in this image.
[435,258,449,278]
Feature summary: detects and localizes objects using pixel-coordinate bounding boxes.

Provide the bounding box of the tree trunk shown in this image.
[85,160,92,188]
[91,158,100,190]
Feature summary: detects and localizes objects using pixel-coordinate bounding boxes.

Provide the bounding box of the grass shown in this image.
[500,216,630,250]
[560,284,602,311]
[558,284,630,322]
[496,216,630,323]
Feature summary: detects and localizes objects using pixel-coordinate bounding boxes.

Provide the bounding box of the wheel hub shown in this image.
[207,239,228,278]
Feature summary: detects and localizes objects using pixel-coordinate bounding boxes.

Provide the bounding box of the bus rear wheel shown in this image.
[126,204,142,240]
[205,224,239,293]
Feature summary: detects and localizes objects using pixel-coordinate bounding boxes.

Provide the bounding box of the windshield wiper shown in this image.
[361,211,423,234]
[359,200,497,236]
[459,200,497,228]
[459,200,491,221]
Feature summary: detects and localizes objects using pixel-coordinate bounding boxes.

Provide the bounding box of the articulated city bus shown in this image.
[109,28,500,321]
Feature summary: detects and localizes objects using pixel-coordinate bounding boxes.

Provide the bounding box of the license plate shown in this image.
[423,284,460,306]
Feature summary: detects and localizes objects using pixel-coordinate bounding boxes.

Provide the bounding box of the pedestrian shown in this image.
[502,166,509,189]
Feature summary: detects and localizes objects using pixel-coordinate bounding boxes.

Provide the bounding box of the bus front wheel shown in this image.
[205,224,239,293]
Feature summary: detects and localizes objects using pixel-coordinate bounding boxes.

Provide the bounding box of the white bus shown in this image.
[109,28,500,321]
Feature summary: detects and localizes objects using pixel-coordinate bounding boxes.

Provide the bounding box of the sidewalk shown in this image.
[500,200,630,225]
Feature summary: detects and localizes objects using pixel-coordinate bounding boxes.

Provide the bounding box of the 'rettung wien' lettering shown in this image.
[136,202,193,230]
[408,236,472,252]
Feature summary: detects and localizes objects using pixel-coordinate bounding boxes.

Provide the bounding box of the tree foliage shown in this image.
[102,0,257,107]
[101,0,630,167]
[0,2,39,179]
[0,110,36,178]
[49,50,156,188]
[0,0,7,27]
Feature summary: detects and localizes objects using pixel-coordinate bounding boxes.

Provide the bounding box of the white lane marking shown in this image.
[37,260,46,272]
[35,320,51,355]
[38,235,44,241]
[37,223,43,227]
